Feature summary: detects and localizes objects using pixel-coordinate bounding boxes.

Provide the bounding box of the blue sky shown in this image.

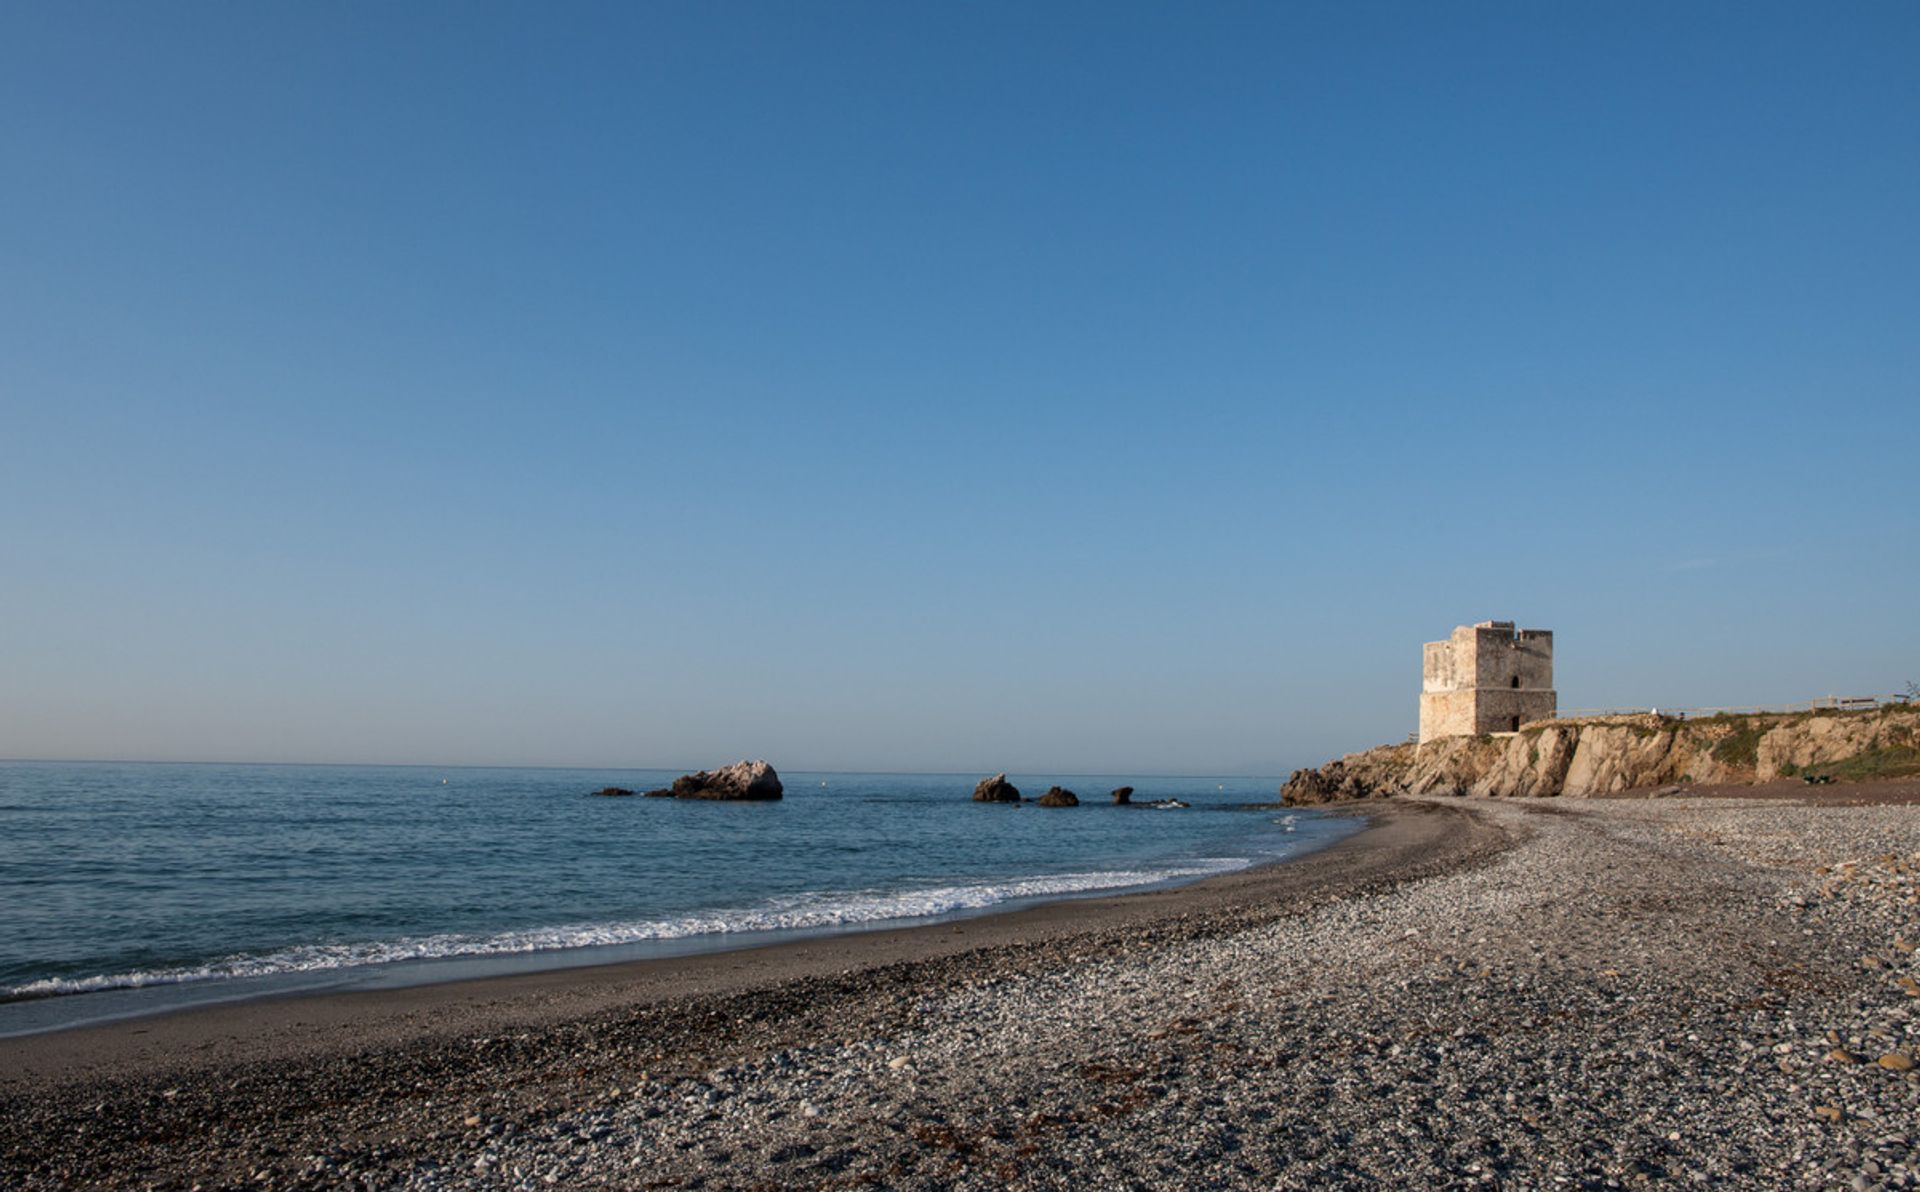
[3,2,1915,773]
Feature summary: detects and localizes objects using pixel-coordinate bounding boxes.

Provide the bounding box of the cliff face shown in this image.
[1281,707,1920,805]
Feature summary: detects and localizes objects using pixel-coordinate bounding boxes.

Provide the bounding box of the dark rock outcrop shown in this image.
[972,774,1021,803]
[1037,786,1079,807]
[1110,786,1134,805]
[655,760,783,801]
[591,786,636,798]
[1279,755,1403,805]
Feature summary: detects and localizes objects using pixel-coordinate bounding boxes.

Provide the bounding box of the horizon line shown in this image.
[0,756,1293,781]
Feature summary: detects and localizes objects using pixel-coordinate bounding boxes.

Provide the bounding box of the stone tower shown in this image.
[1418,620,1555,743]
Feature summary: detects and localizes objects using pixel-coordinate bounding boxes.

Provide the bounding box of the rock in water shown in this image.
[591,787,636,798]
[1037,786,1079,807]
[972,773,1021,803]
[1110,786,1134,805]
[667,760,783,801]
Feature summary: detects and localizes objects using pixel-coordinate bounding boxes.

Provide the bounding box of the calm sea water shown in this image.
[0,762,1353,1034]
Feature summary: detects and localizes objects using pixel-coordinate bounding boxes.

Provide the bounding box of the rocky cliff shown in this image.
[1281,706,1920,805]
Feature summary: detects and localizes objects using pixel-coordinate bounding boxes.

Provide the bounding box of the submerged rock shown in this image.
[1037,786,1079,807]
[1110,786,1134,805]
[972,774,1021,803]
[591,786,636,798]
[660,760,783,801]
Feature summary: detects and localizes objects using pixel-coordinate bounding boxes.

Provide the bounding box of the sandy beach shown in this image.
[4,790,1917,1189]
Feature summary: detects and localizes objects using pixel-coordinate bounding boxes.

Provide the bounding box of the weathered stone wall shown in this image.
[1474,686,1559,734]
[1418,690,1481,740]
[1473,626,1553,691]
[1422,638,1470,693]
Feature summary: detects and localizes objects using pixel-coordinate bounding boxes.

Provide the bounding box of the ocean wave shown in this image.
[7,858,1248,999]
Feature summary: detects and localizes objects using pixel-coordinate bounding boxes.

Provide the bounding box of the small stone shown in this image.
[1816,1105,1845,1123]
[464,1115,483,1127]
[1876,1053,1916,1072]
[1830,1048,1865,1064]
[888,1056,910,1070]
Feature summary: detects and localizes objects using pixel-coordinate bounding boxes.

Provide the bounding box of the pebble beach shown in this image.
[4,789,1918,1189]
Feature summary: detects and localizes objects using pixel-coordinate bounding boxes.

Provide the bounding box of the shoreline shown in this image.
[0,804,1359,1040]
[0,765,1309,1028]
[0,802,1484,1092]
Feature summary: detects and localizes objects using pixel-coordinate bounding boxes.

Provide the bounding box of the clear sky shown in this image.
[3,2,1915,774]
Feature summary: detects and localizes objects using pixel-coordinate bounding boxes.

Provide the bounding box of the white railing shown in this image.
[1555,694,1913,721]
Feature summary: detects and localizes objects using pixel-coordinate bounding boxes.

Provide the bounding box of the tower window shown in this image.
[1511,676,1520,688]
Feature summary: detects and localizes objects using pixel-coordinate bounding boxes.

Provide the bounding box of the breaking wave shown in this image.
[7,858,1247,1000]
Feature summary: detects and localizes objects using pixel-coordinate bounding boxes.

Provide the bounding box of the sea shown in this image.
[0,762,1356,1037]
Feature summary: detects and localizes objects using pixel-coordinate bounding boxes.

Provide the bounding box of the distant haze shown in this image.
[3,4,1915,774]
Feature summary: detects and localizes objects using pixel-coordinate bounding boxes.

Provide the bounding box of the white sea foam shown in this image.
[7,858,1251,999]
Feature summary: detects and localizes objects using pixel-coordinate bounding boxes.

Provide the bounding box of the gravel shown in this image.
[3,795,1916,1189]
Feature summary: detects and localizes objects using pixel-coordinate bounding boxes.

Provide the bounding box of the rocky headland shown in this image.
[1283,705,1920,805]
